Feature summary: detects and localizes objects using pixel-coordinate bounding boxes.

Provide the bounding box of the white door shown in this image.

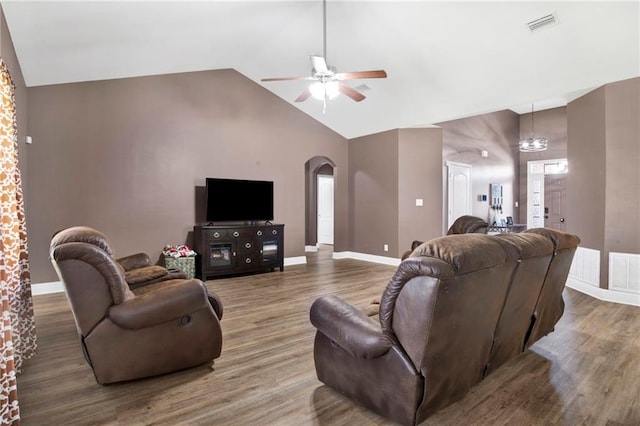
[447,162,472,229]
[317,175,334,245]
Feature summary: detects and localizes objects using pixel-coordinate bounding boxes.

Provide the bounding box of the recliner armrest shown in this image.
[310,295,392,359]
[108,279,211,329]
[117,252,153,271]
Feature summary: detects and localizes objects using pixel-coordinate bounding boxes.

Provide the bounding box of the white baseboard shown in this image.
[332,251,401,267]
[566,277,640,307]
[304,245,318,252]
[284,256,307,266]
[31,281,64,295]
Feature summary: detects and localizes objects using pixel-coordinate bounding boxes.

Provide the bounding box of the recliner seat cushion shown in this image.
[125,265,169,285]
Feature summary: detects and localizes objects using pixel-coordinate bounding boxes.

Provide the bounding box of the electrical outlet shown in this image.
[383,244,389,252]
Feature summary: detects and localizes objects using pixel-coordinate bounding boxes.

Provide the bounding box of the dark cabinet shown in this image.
[194,224,284,280]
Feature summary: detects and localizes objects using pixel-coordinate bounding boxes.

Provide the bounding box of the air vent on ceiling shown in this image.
[527,12,559,32]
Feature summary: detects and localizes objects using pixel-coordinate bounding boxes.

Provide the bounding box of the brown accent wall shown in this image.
[0,7,28,202]
[349,128,443,258]
[567,88,606,252]
[567,77,639,288]
[348,130,399,256]
[397,128,443,253]
[439,110,520,227]
[518,107,568,224]
[26,69,348,283]
[604,78,640,256]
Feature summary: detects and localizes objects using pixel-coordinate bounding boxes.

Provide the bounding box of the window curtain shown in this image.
[0,59,37,424]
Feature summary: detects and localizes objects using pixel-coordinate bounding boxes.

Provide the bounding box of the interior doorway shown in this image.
[317,175,334,245]
[304,156,336,250]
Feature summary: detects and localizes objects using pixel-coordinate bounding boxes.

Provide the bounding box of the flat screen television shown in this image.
[205,178,274,223]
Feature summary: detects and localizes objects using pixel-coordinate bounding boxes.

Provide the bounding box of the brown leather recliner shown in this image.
[50,226,223,385]
[53,226,188,289]
[310,228,579,425]
[117,251,188,289]
[401,215,489,260]
[446,214,489,235]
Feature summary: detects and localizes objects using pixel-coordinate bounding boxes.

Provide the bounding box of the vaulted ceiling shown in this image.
[2,1,638,139]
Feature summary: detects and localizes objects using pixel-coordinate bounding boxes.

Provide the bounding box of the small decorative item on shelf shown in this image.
[162,244,197,279]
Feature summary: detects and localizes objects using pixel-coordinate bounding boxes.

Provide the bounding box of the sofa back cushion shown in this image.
[380,234,520,417]
[486,233,554,374]
[523,228,581,346]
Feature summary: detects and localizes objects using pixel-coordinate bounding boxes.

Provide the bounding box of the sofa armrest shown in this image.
[108,279,211,329]
[310,295,392,359]
[207,292,224,320]
[117,252,153,271]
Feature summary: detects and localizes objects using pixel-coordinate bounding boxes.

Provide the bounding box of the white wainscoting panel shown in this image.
[609,252,640,294]
[569,246,600,288]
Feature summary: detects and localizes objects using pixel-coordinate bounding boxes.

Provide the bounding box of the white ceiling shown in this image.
[2,1,639,139]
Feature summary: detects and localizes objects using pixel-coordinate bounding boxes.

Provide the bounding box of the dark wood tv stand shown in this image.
[193,223,284,280]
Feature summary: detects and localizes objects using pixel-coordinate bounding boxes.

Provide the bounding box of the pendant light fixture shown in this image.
[519,104,548,152]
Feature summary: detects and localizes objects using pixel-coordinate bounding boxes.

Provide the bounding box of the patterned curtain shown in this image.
[0,59,37,424]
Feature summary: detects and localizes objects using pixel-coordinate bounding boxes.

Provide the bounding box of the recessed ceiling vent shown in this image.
[527,12,559,32]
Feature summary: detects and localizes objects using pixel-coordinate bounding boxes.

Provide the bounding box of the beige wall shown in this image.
[439,110,520,227]
[26,69,349,283]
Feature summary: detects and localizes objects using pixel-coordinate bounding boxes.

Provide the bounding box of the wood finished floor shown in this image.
[17,247,640,425]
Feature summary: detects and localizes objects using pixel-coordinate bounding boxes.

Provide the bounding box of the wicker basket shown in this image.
[163,256,195,279]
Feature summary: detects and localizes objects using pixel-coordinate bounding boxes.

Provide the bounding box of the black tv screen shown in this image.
[206,178,274,222]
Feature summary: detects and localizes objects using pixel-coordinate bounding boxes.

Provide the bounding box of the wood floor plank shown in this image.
[16,247,640,425]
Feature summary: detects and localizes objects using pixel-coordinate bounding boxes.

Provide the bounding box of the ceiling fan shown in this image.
[261,0,387,105]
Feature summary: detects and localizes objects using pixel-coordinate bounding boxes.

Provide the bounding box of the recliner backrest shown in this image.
[52,226,115,256]
[50,228,134,337]
[447,215,488,235]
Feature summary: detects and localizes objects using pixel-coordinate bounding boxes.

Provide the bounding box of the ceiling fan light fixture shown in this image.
[310,81,339,100]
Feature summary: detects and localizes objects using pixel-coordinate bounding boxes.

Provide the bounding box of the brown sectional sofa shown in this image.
[310,228,580,425]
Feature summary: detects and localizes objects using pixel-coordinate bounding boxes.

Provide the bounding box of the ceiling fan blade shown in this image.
[310,55,329,74]
[338,82,366,102]
[335,70,388,80]
[261,76,315,82]
[295,88,312,102]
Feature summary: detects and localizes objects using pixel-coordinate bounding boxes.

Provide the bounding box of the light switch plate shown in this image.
[416,199,424,207]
